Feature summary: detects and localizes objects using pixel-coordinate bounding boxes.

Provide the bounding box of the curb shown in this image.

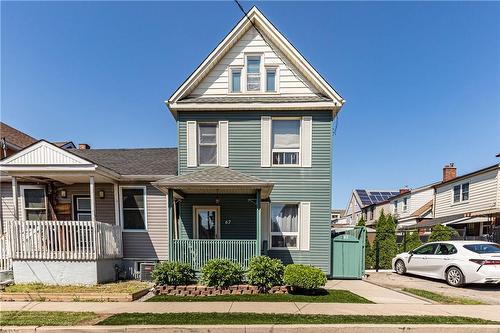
[1,325,499,333]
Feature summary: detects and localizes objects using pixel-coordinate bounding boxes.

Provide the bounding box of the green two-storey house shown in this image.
[155,7,344,273]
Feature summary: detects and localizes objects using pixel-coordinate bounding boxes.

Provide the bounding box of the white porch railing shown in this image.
[0,234,11,271]
[4,220,122,261]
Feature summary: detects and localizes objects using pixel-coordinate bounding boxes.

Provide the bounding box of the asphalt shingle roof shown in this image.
[71,148,177,176]
[178,96,332,104]
[0,122,37,148]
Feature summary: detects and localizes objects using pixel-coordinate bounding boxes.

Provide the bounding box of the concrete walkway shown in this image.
[326,279,428,304]
[2,301,500,321]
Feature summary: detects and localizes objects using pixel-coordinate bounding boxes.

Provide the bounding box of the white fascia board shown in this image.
[0,165,97,172]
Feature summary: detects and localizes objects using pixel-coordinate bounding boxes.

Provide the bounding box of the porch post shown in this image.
[113,183,120,225]
[168,188,174,260]
[89,176,96,222]
[12,176,18,220]
[256,189,261,256]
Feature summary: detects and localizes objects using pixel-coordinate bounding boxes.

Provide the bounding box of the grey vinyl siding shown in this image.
[122,184,168,260]
[178,194,256,239]
[62,183,116,224]
[178,110,333,272]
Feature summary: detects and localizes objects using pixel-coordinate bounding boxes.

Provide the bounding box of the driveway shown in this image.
[365,272,500,305]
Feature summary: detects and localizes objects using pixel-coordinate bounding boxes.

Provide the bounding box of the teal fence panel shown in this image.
[330,227,366,279]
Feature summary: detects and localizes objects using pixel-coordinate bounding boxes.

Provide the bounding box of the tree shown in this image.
[429,224,459,242]
[356,218,374,269]
[399,230,422,253]
[374,210,398,269]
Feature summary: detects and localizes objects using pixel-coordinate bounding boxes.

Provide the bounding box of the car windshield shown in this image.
[463,243,500,254]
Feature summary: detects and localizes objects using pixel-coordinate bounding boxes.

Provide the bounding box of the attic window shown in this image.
[230,68,241,93]
[246,56,261,91]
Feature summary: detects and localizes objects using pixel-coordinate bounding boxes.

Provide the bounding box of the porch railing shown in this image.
[4,220,123,261]
[171,239,257,271]
[0,234,11,271]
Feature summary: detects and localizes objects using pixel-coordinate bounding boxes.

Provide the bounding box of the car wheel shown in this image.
[446,267,464,287]
[395,259,406,275]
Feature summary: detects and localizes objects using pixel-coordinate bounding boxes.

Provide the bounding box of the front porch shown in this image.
[154,166,274,271]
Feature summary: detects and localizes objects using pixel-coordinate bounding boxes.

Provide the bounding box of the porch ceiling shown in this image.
[153,166,274,199]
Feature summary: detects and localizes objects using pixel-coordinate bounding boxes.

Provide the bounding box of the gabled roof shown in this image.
[434,163,499,188]
[410,200,433,218]
[354,189,400,208]
[167,7,344,116]
[72,148,177,176]
[154,166,274,198]
[0,122,37,150]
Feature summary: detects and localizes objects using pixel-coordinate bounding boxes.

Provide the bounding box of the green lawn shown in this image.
[147,289,371,303]
[403,288,484,305]
[3,281,151,294]
[99,312,498,325]
[0,311,97,326]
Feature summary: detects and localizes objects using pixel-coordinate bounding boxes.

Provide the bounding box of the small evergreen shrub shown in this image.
[151,261,195,286]
[199,258,244,287]
[246,256,284,290]
[429,224,459,242]
[374,210,398,269]
[283,264,327,290]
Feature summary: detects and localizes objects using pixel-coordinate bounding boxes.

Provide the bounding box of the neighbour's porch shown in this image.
[154,167,273,271]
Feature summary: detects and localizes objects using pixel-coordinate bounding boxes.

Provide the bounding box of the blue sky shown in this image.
[2,1,499,208]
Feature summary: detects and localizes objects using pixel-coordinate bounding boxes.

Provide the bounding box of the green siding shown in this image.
[177,110,333,273]
[179,194,256,240]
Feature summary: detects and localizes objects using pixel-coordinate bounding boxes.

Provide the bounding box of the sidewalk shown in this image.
[2,301,500,321]
[326,279,428,304]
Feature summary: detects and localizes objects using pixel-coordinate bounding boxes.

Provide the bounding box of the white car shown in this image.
[392,241,500,286]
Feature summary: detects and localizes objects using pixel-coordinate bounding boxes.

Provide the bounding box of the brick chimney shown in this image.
[79,143,90,150]
[443,163,457,182]
[399,188,410,194]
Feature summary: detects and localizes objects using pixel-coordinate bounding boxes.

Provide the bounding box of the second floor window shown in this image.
[402,198,408,212]
[272,119,300,166]
[231,69,241,93]
[393,200,398,214]
[198,123,218,165]
[266,68,276,92]
[246,56,261,91]
[453,183,469,203]
[369,207,374,220]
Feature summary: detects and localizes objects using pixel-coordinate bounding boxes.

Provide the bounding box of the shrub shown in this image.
[374,210,398,269]
[357,218,374,269]
[151,261,195,286]
[246,256,284,290]
[398,231,422,253]
[199,258,244,287]
[429,224,459,242]
[283,264,327,290]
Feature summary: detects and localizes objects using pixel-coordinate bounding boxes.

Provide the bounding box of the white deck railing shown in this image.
[0,234,11,271]
[4,220,122,261]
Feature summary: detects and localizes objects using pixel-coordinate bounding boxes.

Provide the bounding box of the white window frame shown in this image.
[228,66,243,94]
[20,185,47,221]
[452,182,470,204]
[71,194,91,221]
[269,202,300,250]
[244,53,263,93]
[271,117,301,167]
[197,122,218,166]
[393,200,398,214]
[265,66,279,93]
[402,197,408,212]
[119,186,148,232]
[192,205,220,239]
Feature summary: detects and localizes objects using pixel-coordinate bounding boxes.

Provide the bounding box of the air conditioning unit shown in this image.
[139,262,156,281]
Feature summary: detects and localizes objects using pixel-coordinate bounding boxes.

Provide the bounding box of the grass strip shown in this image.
[0,311,97,326]
[3,281,151,294]
[147,289,371,303]
[403,288,484,305]
[99,312,498,325]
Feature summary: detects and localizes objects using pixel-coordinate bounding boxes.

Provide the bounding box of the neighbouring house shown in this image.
[342,189,400,226]
[388,184,436,230]
[416,163,500,240]
[0,7,344,284]
[0,122,37,159]
[330,209,344,224]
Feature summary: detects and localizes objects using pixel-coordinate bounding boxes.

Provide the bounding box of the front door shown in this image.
[194,206,220,239]
[73,195,91,221]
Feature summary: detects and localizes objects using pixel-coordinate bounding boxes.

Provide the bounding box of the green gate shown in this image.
[330,227,366,279]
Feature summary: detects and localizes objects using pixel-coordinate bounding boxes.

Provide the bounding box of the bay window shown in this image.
[272,119,300,166]
[271,203,299,249]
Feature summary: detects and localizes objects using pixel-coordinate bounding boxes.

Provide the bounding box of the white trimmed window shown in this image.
[402,197,408,212]
[272,119,300,166]
[453,182,469,203]
[266,68,277,92]
[230,68,242,93]
[246,55,261,91]
[271,203,299,249]
[120,187,147,230]
[393,200,398,214]
[21,185,47,221]
[198,123,218,165]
